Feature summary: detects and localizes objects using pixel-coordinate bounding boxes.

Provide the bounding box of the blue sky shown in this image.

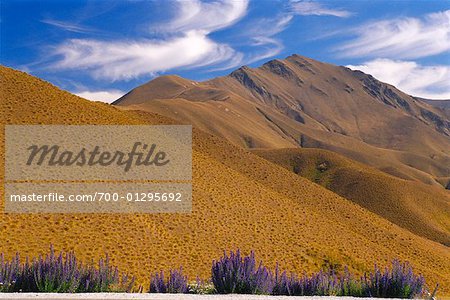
[1,0,449,102]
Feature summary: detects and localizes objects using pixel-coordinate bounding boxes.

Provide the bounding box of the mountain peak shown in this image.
[113,74,195,105]
[229,65,251,75]
[145,74,194,87]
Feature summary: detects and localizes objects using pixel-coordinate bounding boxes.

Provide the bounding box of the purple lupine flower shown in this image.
[149,267,188,293]
[167,267,188,293]
[0,246,134,293]
[149,270,166,293]
[363,259,426,298]
[0,252,22,292]
[211,249,274,294]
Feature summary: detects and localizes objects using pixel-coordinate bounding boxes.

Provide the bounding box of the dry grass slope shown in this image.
[1,66,449,294]
[253,148,450,246]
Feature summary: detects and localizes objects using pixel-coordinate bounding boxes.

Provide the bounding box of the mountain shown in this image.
[114,54,450,189]
[2,66,449,293]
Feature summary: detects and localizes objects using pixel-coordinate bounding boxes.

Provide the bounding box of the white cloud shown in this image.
[75,89,125,103]
[338,10,450,58]
[53,31,237,80]
[347,59,450,100]
[290,0,351,18]
[50,0,248,81]
[164,0,248,32]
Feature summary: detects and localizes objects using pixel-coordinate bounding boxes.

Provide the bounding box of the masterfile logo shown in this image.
[26,142,170,172]
[4,125,192,213]
[5,125,192,180]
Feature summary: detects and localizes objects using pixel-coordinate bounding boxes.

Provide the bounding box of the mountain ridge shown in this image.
[114,54,450,189]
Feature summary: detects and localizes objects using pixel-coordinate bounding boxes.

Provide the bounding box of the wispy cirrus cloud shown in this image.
[241,15,294,65]
[49,0,249,81]
[347,59,450,99]
[163,0,248,32]
[41,19,98,34]
[337,10,450,59]
[75,89,125,103]
[210,14,294,71]
[290,0,351,18]
[239,0,352,65]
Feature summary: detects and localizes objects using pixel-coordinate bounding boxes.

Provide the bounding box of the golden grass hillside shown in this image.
[253,148,450,246]
[1,66,449,294]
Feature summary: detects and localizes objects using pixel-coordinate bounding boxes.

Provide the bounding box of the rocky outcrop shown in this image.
[420,108,450,136]
[230,66,272,103]
[262,59,304,86]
